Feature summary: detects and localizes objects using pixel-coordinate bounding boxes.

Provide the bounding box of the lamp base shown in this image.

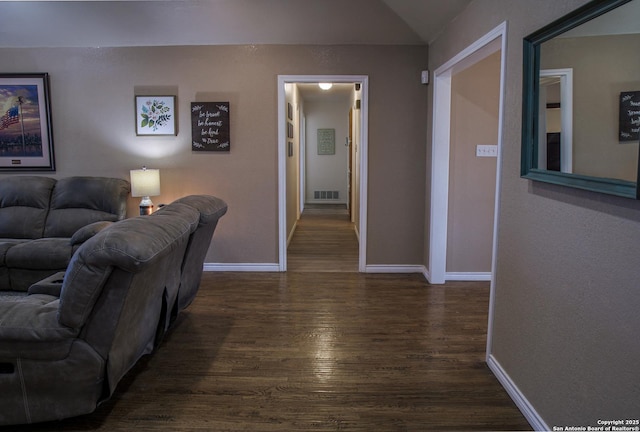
[139,196,154,216]
[139,205,153,216]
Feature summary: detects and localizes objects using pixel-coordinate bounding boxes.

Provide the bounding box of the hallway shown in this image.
[287,204,358,272]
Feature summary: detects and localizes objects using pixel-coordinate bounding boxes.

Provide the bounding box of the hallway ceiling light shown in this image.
[318,82,333,90]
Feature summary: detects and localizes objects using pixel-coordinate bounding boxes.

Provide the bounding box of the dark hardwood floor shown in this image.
[287,204,358,272]
[5,207,532,431]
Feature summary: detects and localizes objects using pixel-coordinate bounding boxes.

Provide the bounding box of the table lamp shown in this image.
[130,166,160,215]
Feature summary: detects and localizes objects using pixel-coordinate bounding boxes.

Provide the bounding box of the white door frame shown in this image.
[277,75,369,272]
[539,68,573,173]
[428,22,507,285]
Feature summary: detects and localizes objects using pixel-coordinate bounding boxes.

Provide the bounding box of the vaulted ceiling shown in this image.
[0,0,471,48]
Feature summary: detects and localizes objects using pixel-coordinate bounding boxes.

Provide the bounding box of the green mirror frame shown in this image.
[521,0,639,199]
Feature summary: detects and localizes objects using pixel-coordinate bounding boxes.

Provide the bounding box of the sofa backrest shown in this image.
[0,176,57,239]
[58,204,198,330]
[172,195,228,312]
[44,177,130,238]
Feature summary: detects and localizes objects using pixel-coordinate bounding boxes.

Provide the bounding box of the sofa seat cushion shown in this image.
[5,238,74,270]
[0,240,30,265]
[0,291,27,302]
[0,240,31,291]
[0,294,78,359]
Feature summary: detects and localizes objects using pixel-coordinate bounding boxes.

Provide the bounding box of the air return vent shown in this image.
[314,191,339,200]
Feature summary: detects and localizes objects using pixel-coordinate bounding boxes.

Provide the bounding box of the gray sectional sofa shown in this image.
[0,176,130,292]
[0,193,227,426]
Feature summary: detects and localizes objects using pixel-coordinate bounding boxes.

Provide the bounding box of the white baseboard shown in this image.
[204,263,429,276]
[365,265,427,274]
[286,220,298,247]
[203,263,280,272]
[445,271,492,281]
[203,264,488,282]
[423,267,431,282]
[486,354,548,431]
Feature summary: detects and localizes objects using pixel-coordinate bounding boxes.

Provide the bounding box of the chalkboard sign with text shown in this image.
[191,102,230,151]
[618,91,640,142]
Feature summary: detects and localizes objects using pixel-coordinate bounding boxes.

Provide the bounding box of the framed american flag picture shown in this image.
[0,73,55,171]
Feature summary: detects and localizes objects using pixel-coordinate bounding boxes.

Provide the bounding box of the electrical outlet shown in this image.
[476,145,498,157]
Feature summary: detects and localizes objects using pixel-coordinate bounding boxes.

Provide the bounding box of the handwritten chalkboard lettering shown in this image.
[198,118,223,127]
[627,110,640,116]
[218,141,230,148]
[217,105,229,112]
[631,118,640,126]
[630,100,640,107]
[192,105,204,112]
[622,94,633,102]
[201,128,220,137]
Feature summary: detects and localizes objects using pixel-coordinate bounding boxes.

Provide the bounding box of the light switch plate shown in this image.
[476,144,498,157]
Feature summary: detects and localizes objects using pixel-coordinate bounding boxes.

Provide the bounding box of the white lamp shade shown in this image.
[130,168,160,197]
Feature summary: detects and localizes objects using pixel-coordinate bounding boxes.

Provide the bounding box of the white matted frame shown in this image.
[135,95,177,136]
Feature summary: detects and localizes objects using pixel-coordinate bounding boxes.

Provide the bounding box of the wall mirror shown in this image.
[521,0,640,198]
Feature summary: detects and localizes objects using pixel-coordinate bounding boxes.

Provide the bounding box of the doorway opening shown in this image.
[429,23,506,285]
[277,75,369,272]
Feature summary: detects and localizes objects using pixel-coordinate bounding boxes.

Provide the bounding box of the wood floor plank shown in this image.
[5,209,531,431]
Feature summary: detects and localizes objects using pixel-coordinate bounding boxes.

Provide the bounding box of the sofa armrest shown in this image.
[70,221,114,246]
[28,272,66,297]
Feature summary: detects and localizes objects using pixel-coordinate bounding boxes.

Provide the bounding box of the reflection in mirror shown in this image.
[539,69,573,173]
[539,0,640,182]
[522,0,640,198]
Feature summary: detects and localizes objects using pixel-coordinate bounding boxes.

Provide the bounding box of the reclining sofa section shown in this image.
[0,176,130,292]
[0,195,228,425]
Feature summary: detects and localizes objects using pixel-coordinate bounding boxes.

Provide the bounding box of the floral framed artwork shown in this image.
[135,95,176,136]
[0,73,55,171]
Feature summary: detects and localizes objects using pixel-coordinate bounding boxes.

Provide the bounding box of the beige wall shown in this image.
[542,34,640,181]
[430,0,640,427]
[447,50,499,273]
[0,44,427,266]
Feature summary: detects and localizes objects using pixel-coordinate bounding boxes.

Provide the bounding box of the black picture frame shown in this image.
[0,73,55,171]
[191,102,230,151]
